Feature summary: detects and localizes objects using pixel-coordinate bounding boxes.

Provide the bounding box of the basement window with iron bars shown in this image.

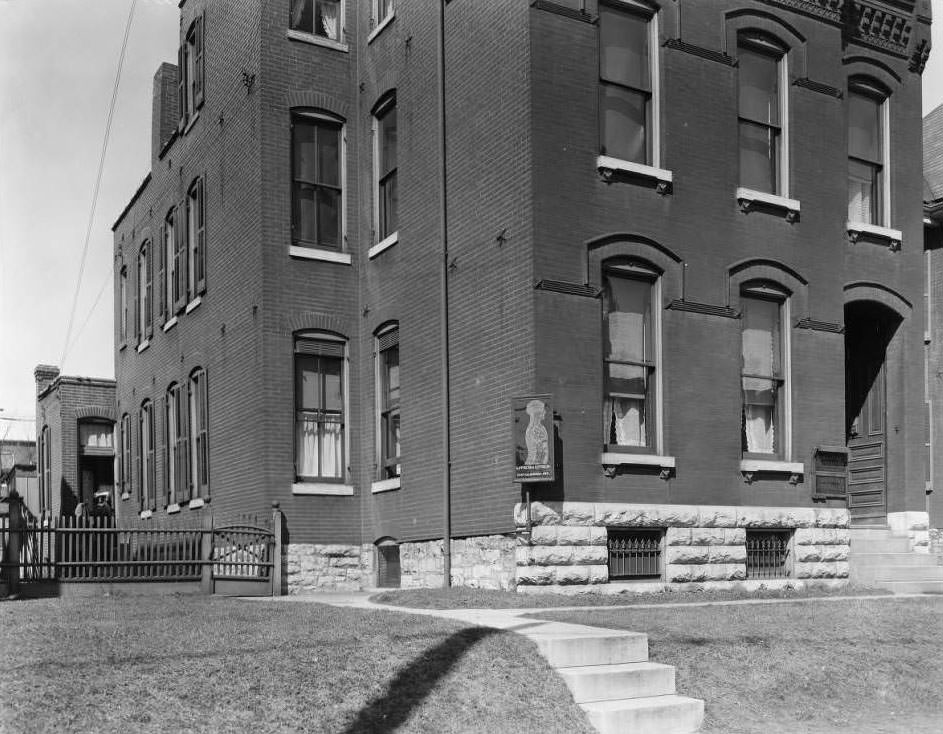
[607,528,663,580]
[745,530,792,580]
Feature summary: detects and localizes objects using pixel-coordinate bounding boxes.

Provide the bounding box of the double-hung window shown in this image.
[599,1,656,166]
[159,208,176,321]
[738,34,786,195]
[375,98,398,244]
[120,414,131,498]
[848,83,888,226]
[290,0,342,42]
[295,336,346,482]
[179,15,204,126]
[119,266,128,344]
[187,178,206,299]
[603,265,659,451]
[166,382,189,505]
[740,286,789,457]
[39,425,51,516]
[137,242,152,344]
[377,326,401,479]
[188,368,209,498]
[292,113,343,251]
[374,0,394,30]
[139,401,155,512]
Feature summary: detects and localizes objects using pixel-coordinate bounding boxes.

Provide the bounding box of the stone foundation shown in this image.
[401,535,517,591]
[286,543,375,593]
[514,502,850,594]
[887,511,930,553]
[930,528,943,555]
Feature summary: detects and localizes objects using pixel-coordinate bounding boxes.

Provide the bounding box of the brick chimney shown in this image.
[152,62,179,161]
[34,364,60,396]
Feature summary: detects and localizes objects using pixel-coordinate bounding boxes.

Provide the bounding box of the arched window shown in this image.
[187,177,206,300]
[295,332,346,482]
[847,77,890,227]
[373,94,397,246]
[139,402,155,511]
[292,110,344,251]
[602,260,662,452]
[290,0,343,43]
[119,266,128,344]
[375,324,400,482]
[39,425,51,516]
[119,413,131,499]
[188,368,209,498]
[137,241,152,343]
[166,382,189,506]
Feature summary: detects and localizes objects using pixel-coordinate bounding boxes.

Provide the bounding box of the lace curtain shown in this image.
[298,416,342,479]
[742,314,776,454]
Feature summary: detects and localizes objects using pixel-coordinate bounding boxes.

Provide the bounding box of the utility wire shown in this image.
[61,269,112,366]
[59,0,138,370]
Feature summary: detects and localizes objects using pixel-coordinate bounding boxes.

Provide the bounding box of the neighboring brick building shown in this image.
[925,102,943,537]
[33,366,117,520]
[112,0,933,593]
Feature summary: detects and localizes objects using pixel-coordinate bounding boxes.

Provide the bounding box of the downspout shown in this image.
[438,0,452,587]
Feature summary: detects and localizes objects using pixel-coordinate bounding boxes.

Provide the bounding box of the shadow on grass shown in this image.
[341,626,499,734]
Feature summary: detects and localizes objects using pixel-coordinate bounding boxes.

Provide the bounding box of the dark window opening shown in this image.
[377,542,401,588]
[608,528,662,580]
[745,530,791,579]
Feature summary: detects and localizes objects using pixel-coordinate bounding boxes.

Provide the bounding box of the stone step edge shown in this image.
[556,660,675,673]
[580,692,705,714]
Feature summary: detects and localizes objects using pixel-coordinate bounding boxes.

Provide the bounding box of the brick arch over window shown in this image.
[842,57,901,89]
[726,258,809,316]
[74,405,117,422]
[287,312,351,336]
[287,90,349,120]
[586,234,683,301]
[843,281,912,318]
[371,88,397,116]
[724,10,807,76]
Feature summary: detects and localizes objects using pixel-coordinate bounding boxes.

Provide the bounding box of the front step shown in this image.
[877,579,943,594]
[873,564,943,582]
[582,694,705,734]
[526,627,649,667]
[849,527,941,593]
[560,661,675,703]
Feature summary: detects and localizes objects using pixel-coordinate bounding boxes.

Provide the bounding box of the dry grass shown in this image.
[530,596,943,734]
[0,594,593,734]
[371,584,886,610]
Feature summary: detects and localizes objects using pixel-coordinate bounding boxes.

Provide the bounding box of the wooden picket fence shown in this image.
[0,503,282,596]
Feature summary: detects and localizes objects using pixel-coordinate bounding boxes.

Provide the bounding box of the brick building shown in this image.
[925,102,943,534]
[112,0,933,593]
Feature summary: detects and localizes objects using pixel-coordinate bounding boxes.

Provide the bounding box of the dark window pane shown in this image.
[601,85,649,164]
[849,92,881,163]
[848,159,879,224]
[317,188,340,247]
[293,122,317,183]
[323,357,343,412]
[607,363,648,398]
[605,276,651,362]
[318,124,340,186]
[379,107,397,177]
[738,47,779,125]
[293,183,317,243]
[297,355,321,411]
[599,5,650,91]
[380,172,398,238]
[290,0,312,32]
[739,121,778,193]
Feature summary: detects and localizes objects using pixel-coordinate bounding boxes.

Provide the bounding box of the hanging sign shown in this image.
[513,395,554,483]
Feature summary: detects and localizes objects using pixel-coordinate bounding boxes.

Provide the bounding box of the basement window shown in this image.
[607,528,663,580]
[745,530,792,579]
[376,538,401,588]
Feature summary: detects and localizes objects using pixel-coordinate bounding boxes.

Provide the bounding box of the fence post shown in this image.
[200,510,214,595]
[6,494,23,597]
[272,501,283,597]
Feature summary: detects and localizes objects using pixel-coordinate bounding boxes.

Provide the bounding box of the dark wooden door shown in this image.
[846,348,887,523]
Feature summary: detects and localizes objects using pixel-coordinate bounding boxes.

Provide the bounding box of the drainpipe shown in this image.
[438,0,452,587]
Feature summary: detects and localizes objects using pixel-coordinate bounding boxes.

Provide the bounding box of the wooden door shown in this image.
[846,347,887,523]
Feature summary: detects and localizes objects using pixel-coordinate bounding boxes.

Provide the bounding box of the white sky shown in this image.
[0,0,942,431]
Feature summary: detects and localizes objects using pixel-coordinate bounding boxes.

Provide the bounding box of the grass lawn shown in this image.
[371,585,886,610]
[0,595,594,734]
[530,596,943,734]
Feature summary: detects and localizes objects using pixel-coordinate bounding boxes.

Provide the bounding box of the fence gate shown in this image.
[211,518,277,596]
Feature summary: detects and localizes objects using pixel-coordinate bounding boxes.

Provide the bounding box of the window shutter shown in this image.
[178,385,191,502]
[157,224,166,325]
[163,395,172,507]
[378,327,399,352]
[177,44,186,128]
[295,339,345,357]
[199,371,209,496]
[196,178,206,295]
[194,15,205,109]
[175,203,187,310]
[137,413,144,513]
[133,261,140,344]
[148,408,156,510]
[145,246,153,339]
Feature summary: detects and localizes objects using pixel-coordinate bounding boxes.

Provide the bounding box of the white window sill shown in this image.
[183,110,200,136]
[167,503,181,514]
[286,29,349,52]
[139,509,152,519]
[290,245,352,265]
[118,342,127,352]
[846,221,902,250]
[736,188,801,221]
[121,492,131,501]
[601,452,676,479]
[368,232,398,259]
[189,498,205,509]
[163,316,178,332]
[371,477,401,493]
[367,13,394,44]
[185,297,202,314]
[136,340,150,353]
[292,482,354,496]
[597,155,673,191]
[740,459,804,485]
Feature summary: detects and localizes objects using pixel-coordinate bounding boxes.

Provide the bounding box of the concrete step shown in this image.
[875,579,943,594]
[560,661,676,703]
[873,565,943,582]
[850,537,912,553]
[525,628,650,668]
[849,552,940,567]
[581,694,704,734]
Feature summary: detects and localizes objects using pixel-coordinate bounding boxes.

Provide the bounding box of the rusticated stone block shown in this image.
[796,545,849,563]
[562,502,596,525]
[794,561,849,579]
[794,527,850,546]
[668,563,746,582]
[529,526,558,546]
[698,507,738,528]
[666,546,710,565]
[595,505,652,527]
[658,506,700,527]
[530,545,609,566]
[515,546,533,566]
[589,526,608,545]
[814,508,850,528]
[666,528,692,546]
[690,528,726,546]
[709,545,747,564]
[557,526,597,546]
[320,544,360,557]
[554,565,592,584]
[531,501,563,526]
[587,565,609,584]
[726,528,747,544]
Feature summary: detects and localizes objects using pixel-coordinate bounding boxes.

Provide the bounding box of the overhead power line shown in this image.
[59,0,138,370]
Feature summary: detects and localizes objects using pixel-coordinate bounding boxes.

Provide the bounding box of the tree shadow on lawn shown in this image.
[341,626,499,734]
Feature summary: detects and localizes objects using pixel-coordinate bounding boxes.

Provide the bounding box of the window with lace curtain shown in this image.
[290,0,342,43]
[295,334,346,482]
[740,285,788,457]
[602,264,659,452]
[848,81,888,226]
